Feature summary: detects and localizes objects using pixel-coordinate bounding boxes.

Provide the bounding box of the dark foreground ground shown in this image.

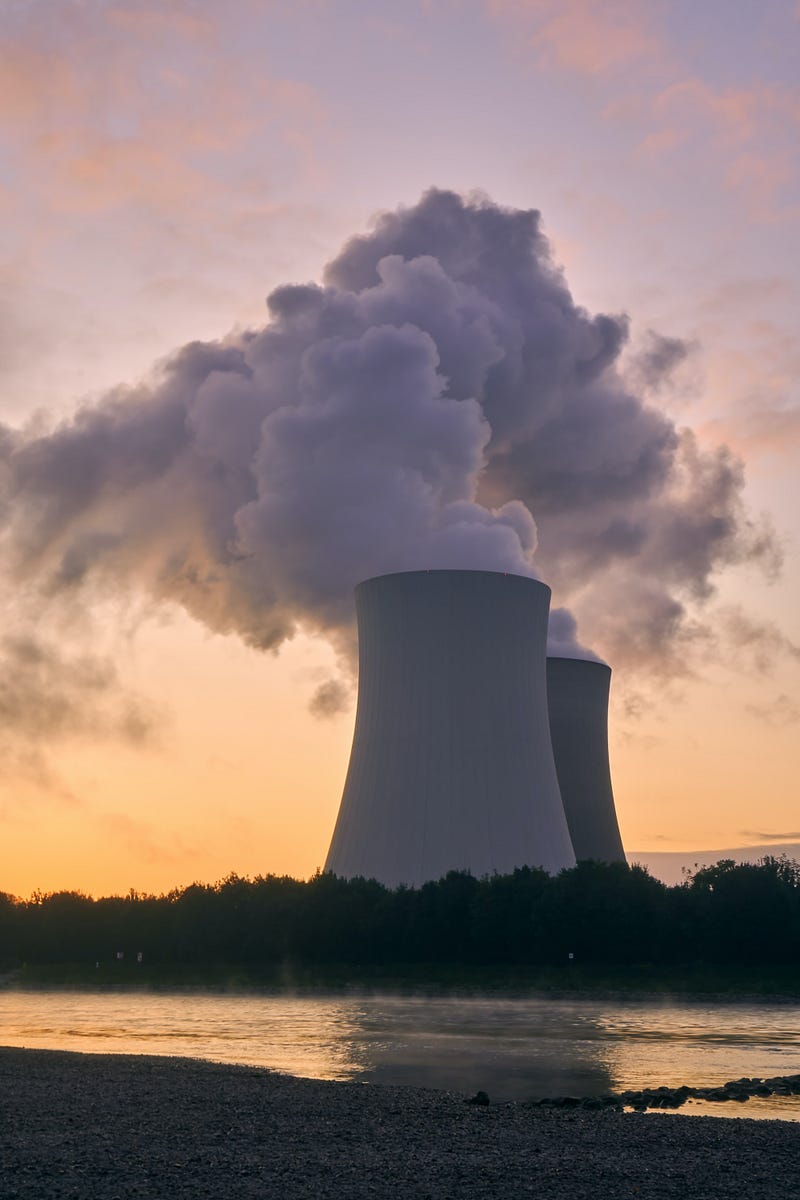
[2,1048,799,1199]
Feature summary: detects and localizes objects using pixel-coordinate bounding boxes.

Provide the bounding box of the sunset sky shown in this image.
[1,0,798,898]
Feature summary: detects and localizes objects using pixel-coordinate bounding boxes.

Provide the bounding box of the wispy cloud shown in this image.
[625,330,699,397]
[745,694,800,727]
[739,829,800,842]
[308,678,353,719]
[487,2,800,223]
[0,0,334,433]
[647,78,800,220]
[0,625,161,796]
[0,4,326,218]
[718,607,800,674]
[0,633,151,741]
[487,0,661,76]
[688,289,800,454]
[98,811,201,867]
[703,406,800,458]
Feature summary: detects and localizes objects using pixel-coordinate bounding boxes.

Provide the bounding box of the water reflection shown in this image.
[337,997,613,1099]
[2,991,800,1118]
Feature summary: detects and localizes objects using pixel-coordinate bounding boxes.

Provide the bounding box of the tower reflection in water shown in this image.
[334,997,613,1101]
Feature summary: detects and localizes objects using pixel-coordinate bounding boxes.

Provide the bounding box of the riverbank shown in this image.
[2,1048,799,1199]
[4,961,800,1001]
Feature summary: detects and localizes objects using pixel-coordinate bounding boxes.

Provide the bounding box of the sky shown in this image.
[1,0,798,898]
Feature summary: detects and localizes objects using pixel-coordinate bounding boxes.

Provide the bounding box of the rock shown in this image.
[660,1094,687,1109]
[528,1071,797,1115]
[464,1091,490,1107]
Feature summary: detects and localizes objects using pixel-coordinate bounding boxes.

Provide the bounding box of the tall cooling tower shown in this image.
[325,570,576,887]
[546,656,626,863]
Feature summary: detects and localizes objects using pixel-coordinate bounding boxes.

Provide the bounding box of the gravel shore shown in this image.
[2,1047,800,1199]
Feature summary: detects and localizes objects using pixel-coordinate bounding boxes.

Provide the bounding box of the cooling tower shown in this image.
[546,656,626,863]
[325,570,576,887]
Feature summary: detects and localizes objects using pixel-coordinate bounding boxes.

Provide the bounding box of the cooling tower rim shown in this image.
[547,653,611,673]
[355,568,547,593]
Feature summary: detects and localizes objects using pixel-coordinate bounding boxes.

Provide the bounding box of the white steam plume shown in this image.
[0,190,779,698]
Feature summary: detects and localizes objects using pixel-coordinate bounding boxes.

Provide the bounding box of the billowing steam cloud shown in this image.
[0,190,779,700]
[546,608,602,663]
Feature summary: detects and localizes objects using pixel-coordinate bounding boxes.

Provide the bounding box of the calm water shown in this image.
[2,991,800,1120]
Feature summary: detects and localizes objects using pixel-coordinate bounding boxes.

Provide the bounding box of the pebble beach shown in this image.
[2,1046,800,1199]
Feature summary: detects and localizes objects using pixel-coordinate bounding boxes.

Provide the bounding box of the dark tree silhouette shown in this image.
[2,857,799,974]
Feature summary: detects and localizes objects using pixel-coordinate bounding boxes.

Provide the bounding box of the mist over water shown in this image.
[3,991,800,1120]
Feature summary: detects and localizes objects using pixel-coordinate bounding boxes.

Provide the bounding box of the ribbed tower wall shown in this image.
[546,656,626,864]
[325,570,576,887]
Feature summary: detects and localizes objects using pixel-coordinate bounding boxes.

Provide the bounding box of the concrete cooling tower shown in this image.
[325,570,576,887]
[546,656,626,864]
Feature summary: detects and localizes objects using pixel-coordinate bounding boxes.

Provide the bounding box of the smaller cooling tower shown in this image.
[325,570,576,887]
[546,656,626,864]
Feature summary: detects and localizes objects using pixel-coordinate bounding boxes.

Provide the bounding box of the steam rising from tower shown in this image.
[324,570,576,887]
[0,189,776,700]
[0,189,779,799]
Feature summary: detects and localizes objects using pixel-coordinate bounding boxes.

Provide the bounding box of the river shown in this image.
[2,990,800,1119]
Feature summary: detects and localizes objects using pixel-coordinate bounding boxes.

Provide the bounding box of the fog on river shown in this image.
[3,991,800,1120]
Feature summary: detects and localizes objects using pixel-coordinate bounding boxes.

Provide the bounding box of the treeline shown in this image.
[1,857,800,970]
